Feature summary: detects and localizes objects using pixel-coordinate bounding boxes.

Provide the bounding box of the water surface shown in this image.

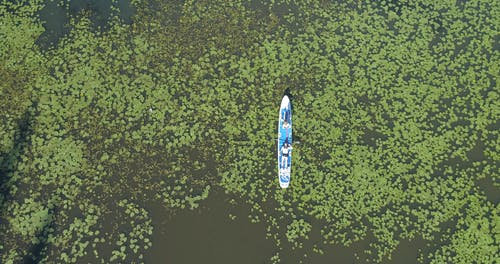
[146,190,275,264]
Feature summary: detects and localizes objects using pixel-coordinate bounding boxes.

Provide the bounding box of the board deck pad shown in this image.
[278,95,292,188]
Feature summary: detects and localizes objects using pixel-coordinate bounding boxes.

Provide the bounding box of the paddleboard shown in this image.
[278,95,292,188]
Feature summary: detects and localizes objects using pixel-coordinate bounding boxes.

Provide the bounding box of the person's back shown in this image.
[282,145,290,155]
[282,120,291,129]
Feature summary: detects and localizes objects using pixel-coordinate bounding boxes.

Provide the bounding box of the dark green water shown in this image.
[145,191,275,263]
[37,0,135,48]
[145,190,427,264]
[26,1,497,263]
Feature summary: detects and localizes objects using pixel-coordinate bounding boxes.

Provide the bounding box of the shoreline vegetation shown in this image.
[1,0,498,263]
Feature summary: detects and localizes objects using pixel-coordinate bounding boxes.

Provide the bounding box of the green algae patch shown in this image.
[0,0,498,263]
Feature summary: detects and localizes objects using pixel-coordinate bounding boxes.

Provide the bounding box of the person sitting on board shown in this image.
[282,119,291,130]
[280,141,292,169]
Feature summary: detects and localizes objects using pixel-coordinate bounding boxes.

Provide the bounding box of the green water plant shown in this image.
[0,0,498,263]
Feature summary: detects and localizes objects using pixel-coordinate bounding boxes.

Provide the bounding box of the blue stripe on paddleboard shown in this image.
[278,95,292,188]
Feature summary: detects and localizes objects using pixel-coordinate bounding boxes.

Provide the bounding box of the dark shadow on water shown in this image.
[0,104,54,263]
[0,107,35,211]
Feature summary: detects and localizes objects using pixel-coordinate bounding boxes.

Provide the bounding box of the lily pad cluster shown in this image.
[0,0,498,263]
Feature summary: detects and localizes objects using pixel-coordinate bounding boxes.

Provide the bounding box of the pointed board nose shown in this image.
[278,95,292,189]
[280,95,290,109]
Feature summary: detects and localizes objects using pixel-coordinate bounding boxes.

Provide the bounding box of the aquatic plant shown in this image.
[0,0,498,263]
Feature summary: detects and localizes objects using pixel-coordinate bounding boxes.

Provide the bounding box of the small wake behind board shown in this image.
[278,95,292,188]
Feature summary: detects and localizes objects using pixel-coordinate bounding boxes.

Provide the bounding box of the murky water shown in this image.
[145,189,428,264]
[32,1,496,263]
[37,0,135,48]
[476,176,500,204]
[145,190,275,264]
